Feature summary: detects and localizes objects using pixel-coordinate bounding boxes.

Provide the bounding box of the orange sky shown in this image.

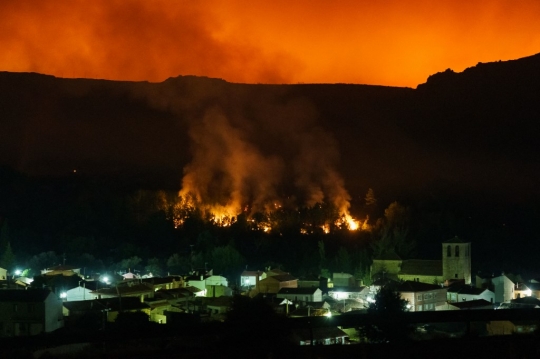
[1,0,539,87]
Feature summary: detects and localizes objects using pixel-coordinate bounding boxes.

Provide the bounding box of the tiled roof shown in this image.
[266,268,289,276]
[269,274,297,282]
[397,281,444,293]
[447,285,487,295]
[400,260,442,276]
[91,283,153,296]
[64,297,149,312]
[141,276,182,286]
[0,288,53,302]
[277,287,319,295]
[442,236,468,244]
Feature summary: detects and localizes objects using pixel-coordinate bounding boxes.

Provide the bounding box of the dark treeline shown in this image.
[0,165,538,281]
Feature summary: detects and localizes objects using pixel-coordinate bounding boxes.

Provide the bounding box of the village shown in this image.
[1,235,539,347]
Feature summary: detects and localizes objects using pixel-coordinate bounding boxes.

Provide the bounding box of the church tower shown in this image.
[442,236,471,284]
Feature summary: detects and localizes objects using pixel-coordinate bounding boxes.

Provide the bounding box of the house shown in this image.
[297,275,328,291]
[240,270,263,287]
[328,286,370,305]
[141,276,184,291]
[184,275,208,293]
[262,268,289,279]
[398,260,444,284]
[145,297,182,324]
[251,274,298,296]
[63,297,150,323]
[65,281,98,301]
[289,301,331,317]
[476,273,514,304]
[205,275,230,298]
[371,237,472,285]
[332,273,355,287]
[277,287,322,303]
[41,265,82,277]
[397,281,448,312]
[291,327,349,345]
[205,296,233,318]
[90,282,154,302]
[447,284,495,304]
[0,289,64,336]
[447,299,493,310]
[514,283,532,299]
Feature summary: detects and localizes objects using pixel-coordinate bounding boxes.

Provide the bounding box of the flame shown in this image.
[345,214,359,231]
[321,223,330,234]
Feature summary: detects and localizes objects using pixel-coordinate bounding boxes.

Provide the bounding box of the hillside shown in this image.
[1,53,539,205]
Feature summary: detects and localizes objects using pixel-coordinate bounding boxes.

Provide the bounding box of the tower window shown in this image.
[447,245,451,257]
[455,246,459,257]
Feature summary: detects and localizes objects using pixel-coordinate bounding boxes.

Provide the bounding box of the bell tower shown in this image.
[442,236,471,284]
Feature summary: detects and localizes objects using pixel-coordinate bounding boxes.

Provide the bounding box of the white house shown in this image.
[206,275,228,287]
[240,270,263,287]
[277,287,323,303]
[447,285,495,304]
[0,289,64,336]
[477,274,514,304]
[65,285,94,301]
[0,267,7,280]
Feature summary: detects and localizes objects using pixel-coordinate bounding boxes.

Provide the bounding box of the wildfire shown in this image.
[170,192,369,234]
[321,223,331,234]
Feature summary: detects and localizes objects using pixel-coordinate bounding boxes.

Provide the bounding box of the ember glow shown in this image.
[1,1,539,87]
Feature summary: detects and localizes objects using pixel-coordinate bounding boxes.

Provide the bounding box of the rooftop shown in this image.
[400,260,442,276]
[277,287,320,295]
[397,281,445,293]
[0,288,54,302]
[442,236,469,244]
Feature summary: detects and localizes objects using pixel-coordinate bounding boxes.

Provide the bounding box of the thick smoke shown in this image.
[293,127,352,218]
[179,107,283,217]
[137,79,357,224]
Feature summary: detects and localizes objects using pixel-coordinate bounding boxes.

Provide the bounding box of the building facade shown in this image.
[442,236,472,284]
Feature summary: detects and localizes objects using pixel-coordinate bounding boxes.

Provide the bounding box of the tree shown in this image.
[116,256,142,272]
[0,242,15,272]
[166,253,191,274]
[360,286,411,343]
[371,202,416,259]
[145,257,163,277]
[335,246,352,274]
[26,251,59,277]
[0,218,10,252]
[318,240,331,278]
[365,188,377,207]
[209,245,244,277]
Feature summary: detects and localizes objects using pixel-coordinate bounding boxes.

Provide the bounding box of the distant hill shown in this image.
[1,52,539,204]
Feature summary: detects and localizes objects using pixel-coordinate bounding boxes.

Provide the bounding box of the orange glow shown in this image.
[1,1,539,87]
